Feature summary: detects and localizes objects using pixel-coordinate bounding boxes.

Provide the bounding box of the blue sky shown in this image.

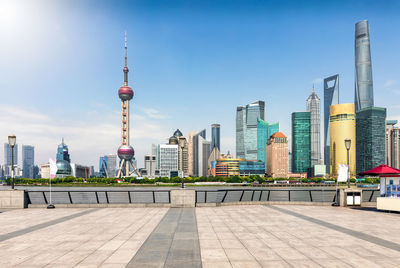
[1,0,400,170]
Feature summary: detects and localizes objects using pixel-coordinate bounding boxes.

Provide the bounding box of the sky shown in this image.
[1,0,400,170]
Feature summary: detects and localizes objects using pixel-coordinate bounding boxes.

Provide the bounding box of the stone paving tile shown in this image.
[196,205,400,268]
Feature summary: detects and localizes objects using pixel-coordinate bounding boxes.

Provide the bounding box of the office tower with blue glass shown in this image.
[356,107,386,174]
[355,20,374,112]
[292,112,311,173]
[324,75,339,174]
[22,145,34,179]
[306,87,321,166]
[4,143,18,178]
[211,124,220,151]
[257,118,279,166]
[236,101,265,160]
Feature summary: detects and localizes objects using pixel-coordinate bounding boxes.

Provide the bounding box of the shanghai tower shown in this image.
[355,20,374,112]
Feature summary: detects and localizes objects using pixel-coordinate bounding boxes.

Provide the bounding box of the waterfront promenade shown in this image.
[0,205,399,267]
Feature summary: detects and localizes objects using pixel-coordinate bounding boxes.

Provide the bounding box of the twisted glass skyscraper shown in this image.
[355,20,374,112]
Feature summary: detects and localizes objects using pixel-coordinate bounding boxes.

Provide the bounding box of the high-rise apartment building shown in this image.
[390,129,400,169]
[266,132,288,178]
[187,130,197,176]
[159,144,178,178]
[99,155,117,178]
[236,101,265,160]
[4,143,18,177]
[330,104,356,176]
[386,120,398,166]
[356,107,386,174]
[355,20,374,112]
[306,87,321,166]
[257,118,279,167]
[291,112,311,173]
[324,75,339,174]
[22,145,34,179]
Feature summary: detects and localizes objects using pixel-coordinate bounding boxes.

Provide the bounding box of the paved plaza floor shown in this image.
[0,205,399,267]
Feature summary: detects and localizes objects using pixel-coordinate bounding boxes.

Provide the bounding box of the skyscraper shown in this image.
[386,120,398,166]
[209,124,221,176]
[171,129,188,176]
[4,143,18,178]
[355,20,374,112]
[22,145,34,179]
[306,87,321,166]
[257,118,279,166]
[390,128,400,169]
[192,130,209,177]
[144,155,157,178]
[159,144,178,178]
[324,75,339,174]
[291,112,311,173]
[116,33,140,177]
[187,131,197,176]
[211,124,220,151]
[266,132,288,178]
[236,101,265,160]
[99,155,117,178]
[356,107,386,174]
[330,104,356,176]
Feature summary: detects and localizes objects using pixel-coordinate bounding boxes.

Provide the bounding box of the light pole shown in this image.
[178,138,185,189]
[345,139,351,188]
[8,135,16,190]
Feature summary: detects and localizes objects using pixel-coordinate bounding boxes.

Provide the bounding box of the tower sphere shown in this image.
[118,86,134,101]
[117,144,135,160]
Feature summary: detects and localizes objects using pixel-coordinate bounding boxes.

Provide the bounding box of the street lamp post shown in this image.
[178,138,185,189]
[345,139,351,188]
[8,135,16,190]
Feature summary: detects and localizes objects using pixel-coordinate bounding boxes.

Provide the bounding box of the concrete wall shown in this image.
[0,190,26,208]
[170,189,195,208]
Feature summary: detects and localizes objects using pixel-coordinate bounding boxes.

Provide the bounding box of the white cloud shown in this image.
[0,104,171,170]
[384,80,397,88]
[142,108,169,119]
[312,78,323,85]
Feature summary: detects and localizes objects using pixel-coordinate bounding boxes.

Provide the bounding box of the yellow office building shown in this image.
[330,103,356,176]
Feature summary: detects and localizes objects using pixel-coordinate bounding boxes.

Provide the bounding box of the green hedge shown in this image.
[4,175,380,185]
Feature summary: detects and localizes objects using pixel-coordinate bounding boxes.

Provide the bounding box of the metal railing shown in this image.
[25,190,171,205]
[196,189,380,204]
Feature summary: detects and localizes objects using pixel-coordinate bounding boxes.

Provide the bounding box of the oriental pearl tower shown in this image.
[116,33,141,178]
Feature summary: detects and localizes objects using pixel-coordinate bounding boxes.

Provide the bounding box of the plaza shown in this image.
[0,205,399,267]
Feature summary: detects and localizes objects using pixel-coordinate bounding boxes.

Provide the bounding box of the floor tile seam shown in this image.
[258,206,343,263]
[191,208,202,266]
[95,207,165,266]
[267,205,400,253]
[222,211,292,267]
[125,207,176,267]
[48,208,159,267]
[0,208,99,245]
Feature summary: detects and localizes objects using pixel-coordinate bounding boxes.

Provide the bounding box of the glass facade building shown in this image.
[236,101,265,160]
[257,118,279,167]
[22,145,34,179]
[306,88,321,166]
[211,124,220,151]
[330,104,356,176]
[355,20,374,112]
[324,75,339,174]
[4,143,18,177]
[99,155,117,178]
[239,161,265,176]
[356,107,386,174]
[292,112,311,173]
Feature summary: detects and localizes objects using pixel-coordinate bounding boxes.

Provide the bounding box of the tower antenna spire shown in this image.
[312,84,315,93]
[123,31,128,86]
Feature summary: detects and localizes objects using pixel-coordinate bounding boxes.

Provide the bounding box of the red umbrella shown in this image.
[359,164,400,177]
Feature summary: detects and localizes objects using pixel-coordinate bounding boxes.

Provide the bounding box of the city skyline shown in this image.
[1,0,400,170]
